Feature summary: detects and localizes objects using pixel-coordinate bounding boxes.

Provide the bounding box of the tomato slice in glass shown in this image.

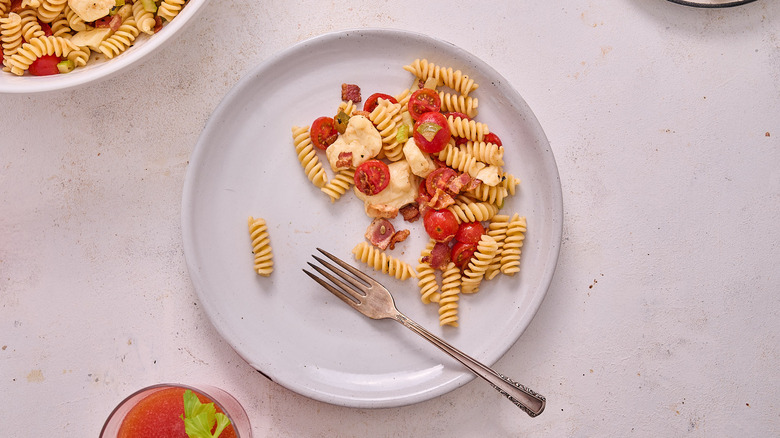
[455,222,485,245]
[423,209,459,243]
[28,54,60,76]
[484,132,502,147]
[364,93,398,113]
[310,116,339,150]
[413,111,451,154]
[408,88,441,120]
[354,160,391,196]
[451,241,477,270]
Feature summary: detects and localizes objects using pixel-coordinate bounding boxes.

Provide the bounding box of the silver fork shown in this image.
[303,248,546,417]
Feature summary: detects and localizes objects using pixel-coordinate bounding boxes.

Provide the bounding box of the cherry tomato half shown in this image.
[455,222,485,245]
[423,209,459,243]
[451,241,477,271]
[354,159,391,196]
[28,54,60,76]
[310,116,339,150]
[364,93,398,113]
[484,132,502,147]
[408,88,441,120]
[38,20,52,36]
[425,167,457,197]
[413,111,451,154]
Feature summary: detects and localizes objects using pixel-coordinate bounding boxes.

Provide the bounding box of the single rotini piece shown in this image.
[248,216,273,277]
[447,195,499,223]
[438,91,478,118]
[292,125,328,188]
[337,99,357,116]
[66,45,89,67]
[352,241,417,281]
[36,0,67,23]
[50,11,72,37]
[436,140,486,178]
[132,0,156,35]
[99,17,139,58]
[65,4,87,31]
[369,98,404,161]
[485,214,510,280]
[6,35,78,75]
[500,213,527,275]
[403,58,479,97]
[468,183,509,207]
[0,13,24,62]
[19,8,45,43]
[439,262,461,327]
[416,239,440,304]
[499,172,522,195]
[461,140,503,166]
[461,234,499,293]
[157,0,185,22]
[447,115,489,142]
[321,168,354,202]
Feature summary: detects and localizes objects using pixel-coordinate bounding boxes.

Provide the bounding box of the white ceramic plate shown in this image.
[667,0,757,7]
[182,28,562,408]
[0,0,210,94]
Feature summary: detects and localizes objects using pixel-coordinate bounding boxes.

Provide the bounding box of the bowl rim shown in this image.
[0,0,210,94]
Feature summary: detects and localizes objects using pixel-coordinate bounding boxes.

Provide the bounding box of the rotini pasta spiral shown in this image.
[65,4,87,31]
[416,239,440,304]
[438,91,478,118]
[447,115,489,142]
[448,196,499,224]
[467,183,508,207]
[157,0,185,22]
[248,216,273,277]
[500,214,526,275]
[292,125,328,188]
[132,0,156,35]
[337,99,358,116]
[99,17,139,59]
[19,9,45,44]
[36,0,67,23]
[50,12,72,37]
[499,172,522,195]
[403,58,479,97]
[439,262,461,327]
[461,234,499,293]
[462,140,503,166]
[6,35,78,75]
[0,12,24,62]
[352,241,417,281]
[436,140,486,178]
[321,168,354,202]
[485,214,510,280]
[369,98,405,161]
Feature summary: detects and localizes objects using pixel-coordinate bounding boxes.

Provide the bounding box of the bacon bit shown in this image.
[387,229,410,250]
[10,0,23,13]
[336,151,353,168]
[341,83,361,103]
[423,242,451,270]
[399,204,420,222]
[153,16,163,33]
[353,110,371,118]
[447,173,473,194]
[366,204,398,219]
[427,189,455,210]
[465,177,481,191]
[365,218,395,250]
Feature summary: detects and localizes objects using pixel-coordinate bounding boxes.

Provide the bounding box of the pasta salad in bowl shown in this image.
[0,0,210,93]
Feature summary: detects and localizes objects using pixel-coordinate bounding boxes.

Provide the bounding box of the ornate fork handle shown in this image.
[395,313,545,417]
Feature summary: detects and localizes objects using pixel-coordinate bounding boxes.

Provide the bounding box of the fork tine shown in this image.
[306,261,365,301]
[311,255,369,294]
[316,247,379,287]
[302,268,361,309]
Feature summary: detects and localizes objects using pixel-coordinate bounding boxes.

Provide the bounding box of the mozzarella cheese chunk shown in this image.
[475,164,501,186]
[354,160,419,218]
[326,115,382,171]
[68,0,115,22]
[402,138,435,178]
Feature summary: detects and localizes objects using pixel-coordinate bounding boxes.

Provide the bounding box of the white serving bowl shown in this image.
[0,0,210,94]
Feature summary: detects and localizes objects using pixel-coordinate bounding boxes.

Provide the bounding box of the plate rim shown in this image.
[181,27,563,408]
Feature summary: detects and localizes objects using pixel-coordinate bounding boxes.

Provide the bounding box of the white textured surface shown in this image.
[1,1,779,436]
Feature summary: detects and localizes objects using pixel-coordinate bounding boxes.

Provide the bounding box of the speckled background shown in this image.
[1,1,779,436]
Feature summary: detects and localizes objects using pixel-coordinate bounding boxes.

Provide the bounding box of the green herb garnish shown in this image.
[181,389,232,438]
